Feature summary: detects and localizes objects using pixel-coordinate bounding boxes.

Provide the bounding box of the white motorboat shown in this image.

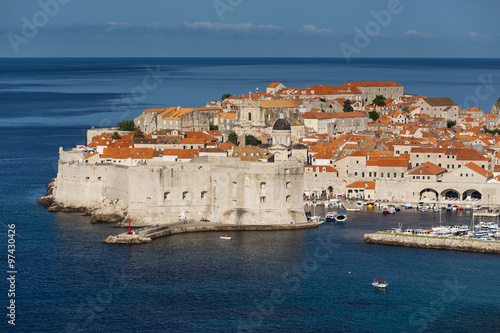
[372,278,388,289]
[335,211,348,222]
[325,212,337,222]
[220,235,231,240]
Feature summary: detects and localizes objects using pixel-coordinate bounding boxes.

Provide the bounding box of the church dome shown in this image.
[273,118,291,131]
[472,145,485,154]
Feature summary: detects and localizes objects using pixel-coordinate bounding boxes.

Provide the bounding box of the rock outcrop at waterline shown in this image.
[91,207,126,223]
[365,232,500,254]
[37,179,88,213]
[36,178,56,207]
[104,234,152,244]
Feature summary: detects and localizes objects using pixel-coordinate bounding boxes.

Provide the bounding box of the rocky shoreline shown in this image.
[365,232,500,254]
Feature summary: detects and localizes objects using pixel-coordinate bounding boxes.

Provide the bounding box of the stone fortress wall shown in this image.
[52,154,307,225]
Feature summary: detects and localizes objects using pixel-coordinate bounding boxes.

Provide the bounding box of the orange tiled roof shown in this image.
[464,162,493,178]
[85,152,99,159]
[408,162,447,175]
[101,148,154,160]
[180,138,206,145]
[346,181,376,190]
[268,82,282,88]
[257,100,298,108]
[219,142,236,150]
[366,157,409,167]
[307,85,337,95]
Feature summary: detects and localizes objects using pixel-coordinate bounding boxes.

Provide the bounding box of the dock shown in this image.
[365,232,500,254]
[104,220,320,244]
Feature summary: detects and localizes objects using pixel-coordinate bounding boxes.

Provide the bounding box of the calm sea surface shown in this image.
[1,58,500,333]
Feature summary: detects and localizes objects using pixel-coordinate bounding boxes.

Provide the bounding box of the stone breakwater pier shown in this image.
[105,221,319,244]
[365,232,500,254]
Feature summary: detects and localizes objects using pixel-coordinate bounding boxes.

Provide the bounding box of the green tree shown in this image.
[209,124,219,130]
[245,135,262,146]
[369,111,379,121]
[133,126,145,138]
[343,99,353,112]
[111,132,122,139]
[447,120,457,128]
[228,131,239,145]
[485,128,500,135]
[118,119,136,131]
[221,93,232,100]
[372,95,386,106]
[401,106,410,113]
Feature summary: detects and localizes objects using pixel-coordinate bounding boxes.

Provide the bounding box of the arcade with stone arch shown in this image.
[418,187,483,201]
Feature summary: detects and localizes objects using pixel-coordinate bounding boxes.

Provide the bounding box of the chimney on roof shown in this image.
[177,106,181,111]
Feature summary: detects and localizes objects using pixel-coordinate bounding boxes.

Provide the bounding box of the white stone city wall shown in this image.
[210,160,306,225]
[53,156,307,225]
[54,162,108,209]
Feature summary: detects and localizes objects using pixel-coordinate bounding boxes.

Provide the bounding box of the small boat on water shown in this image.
[325,212,337,222]
[356,201,364,208]
[382,205,389,214]
[372,278,388,289]
[405,203,412,209]
[310,216,322,222]
[335,211,348,222]
[389,206,396,214]
[394,204,401,212]
[220,235,231,240]
[366,201,374,209]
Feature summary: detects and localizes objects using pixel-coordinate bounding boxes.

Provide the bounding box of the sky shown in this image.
[1,0,499,58]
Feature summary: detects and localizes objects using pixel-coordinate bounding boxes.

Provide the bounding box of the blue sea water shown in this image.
[1,58,500,333]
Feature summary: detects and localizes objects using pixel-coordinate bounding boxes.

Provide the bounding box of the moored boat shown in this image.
[382,205,389,214]
[325,212,337,222]
[335,211,348,222]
